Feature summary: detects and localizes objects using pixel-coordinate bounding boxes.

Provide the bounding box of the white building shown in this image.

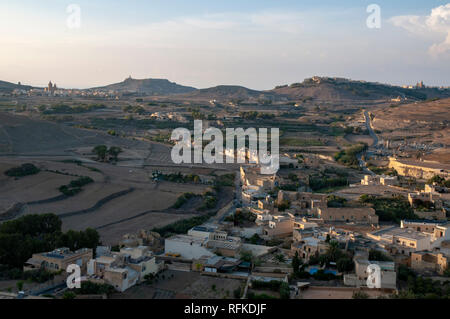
[164,235,215,260]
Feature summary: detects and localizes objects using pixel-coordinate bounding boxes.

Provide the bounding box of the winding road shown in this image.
[357,111,380,176]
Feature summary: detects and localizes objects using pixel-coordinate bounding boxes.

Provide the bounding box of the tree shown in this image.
[369,249,392,262]
[275,254,286,263]
[337,257,354,273]
[249,234,261,245]
[292,251,302,275]
[16,281,24,291]
[352,291,369,299]
[240,250,253,263]
[93,145,108,161]
[108,146,122,161]
[62,291,76,299]
[326,241,340,260]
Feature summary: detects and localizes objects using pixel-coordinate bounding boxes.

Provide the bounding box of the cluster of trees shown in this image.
[277,199,290,212]
[191,110,206,120]
[199,191,218,211]
[4,163,40,177]
[154,172,201,184]
[173,190,218,211]
[92,145,122,162]
[59,176,94,196]
[150,133,174,145]
[359,194,417,223]
[0,214,100,270]
[239,111,275,120]
[214,173,235,187]
[367,165,398,176]
[394,265,450,299]
[224,209,256,226]
[40,103,105,114]
[309,176,348,192]
[73,281,115,295]
[122,105,145,114]
[368,249,392,261]
[427,175,450,188]
[291,241,354,279]
[172,192,198,209]
[0,265,56,283]
[153,211,217,238]
[326,195,347,208]
[334,143,368,168]
[278,183,300,192]
[250,280,290,299]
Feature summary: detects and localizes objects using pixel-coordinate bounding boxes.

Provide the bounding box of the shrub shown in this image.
[4,164,40,177]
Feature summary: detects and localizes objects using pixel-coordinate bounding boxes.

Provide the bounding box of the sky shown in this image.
[0,0,449,89]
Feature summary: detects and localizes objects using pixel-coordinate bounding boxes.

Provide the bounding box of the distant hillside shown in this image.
[270,77,450,102]
[179,85,279,102]
[91,77,196,95]
[0,112,148,154]
[0,80,33,92]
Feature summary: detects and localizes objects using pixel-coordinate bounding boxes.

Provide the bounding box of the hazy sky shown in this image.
[0,0,449,89]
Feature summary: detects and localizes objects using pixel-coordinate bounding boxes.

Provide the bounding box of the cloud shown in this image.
[390,4,450,56]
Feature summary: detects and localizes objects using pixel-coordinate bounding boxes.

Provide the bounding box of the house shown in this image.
[263,215,294,238]
[292,228,316,242]
[291,237,328,261]
[344,259,396,289]
[369,227,432,256]
[206,237,242,258]
[24,248,93,273]
[165,230,243,259]
[411,251,449,275]
[400,220,446,235]
[408,192,443,210]
[293,218,319,231]
[240,166,277,191]
[425,184,449,194]
[187,225,218,239]
[280,155,301,169]
[103,267,139,292]
[277,191,328,213]
[119,229,163,251]
[361,175,398,186]
[87,246,162,292]
[164,235,214,260]
[316,207,379,225]
[192,256,242,273]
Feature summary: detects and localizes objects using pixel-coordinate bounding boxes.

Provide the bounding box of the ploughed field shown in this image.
[0,157,223,245]
[371,98,450,164]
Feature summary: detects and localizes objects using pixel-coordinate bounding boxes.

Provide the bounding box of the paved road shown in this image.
[217,172,241,223]
[364,111,379,148]
[359,111,379,176]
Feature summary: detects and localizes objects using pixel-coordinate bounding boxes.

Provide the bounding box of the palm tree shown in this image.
[325,240,342,264]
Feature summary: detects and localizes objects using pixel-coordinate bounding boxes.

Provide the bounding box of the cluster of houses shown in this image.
[21,162,450,296]
[150,112,187,123]
[24,243,164,293]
